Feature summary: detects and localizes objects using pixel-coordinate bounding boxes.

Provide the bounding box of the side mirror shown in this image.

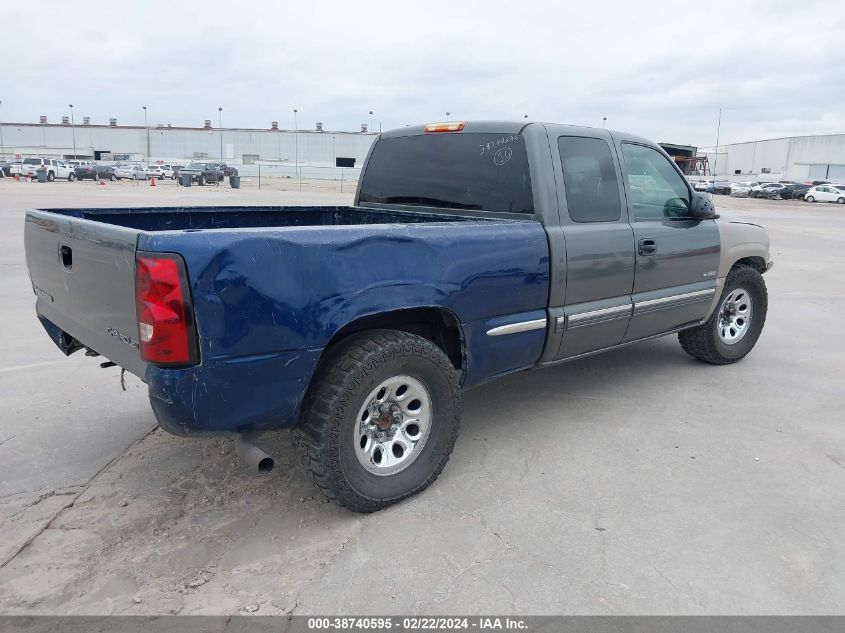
[689,192,719,220]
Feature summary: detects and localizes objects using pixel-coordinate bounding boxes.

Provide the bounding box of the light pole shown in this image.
[142,106,150,163]
[293,108,299,190]
[445,111,450,122]
[602,117,607,128]
[0,100,5,160]
[714,108,722,176]
[68,104,77,159]
[218,107,223,161]
[369,110,373,133]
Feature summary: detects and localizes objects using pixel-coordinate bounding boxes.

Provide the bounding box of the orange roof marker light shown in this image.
[424,121,465,133]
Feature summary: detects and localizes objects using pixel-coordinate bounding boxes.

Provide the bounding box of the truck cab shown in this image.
[356,121,769,367]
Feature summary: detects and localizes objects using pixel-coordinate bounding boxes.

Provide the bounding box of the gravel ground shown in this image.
[0,178,843,614]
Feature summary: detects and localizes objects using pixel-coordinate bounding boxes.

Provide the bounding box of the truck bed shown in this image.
[25,204,550,433]
[41,205,489,231]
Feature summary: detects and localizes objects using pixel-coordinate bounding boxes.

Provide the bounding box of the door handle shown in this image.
[638,239,656,256]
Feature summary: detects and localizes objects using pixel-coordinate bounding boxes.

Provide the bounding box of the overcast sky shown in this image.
[3,1,843,147]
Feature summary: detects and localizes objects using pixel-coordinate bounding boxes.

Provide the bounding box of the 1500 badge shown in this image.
[106,327,139,350]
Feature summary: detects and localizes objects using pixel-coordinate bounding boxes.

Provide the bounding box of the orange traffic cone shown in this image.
[14,174,19,182]
[150,177,156,187]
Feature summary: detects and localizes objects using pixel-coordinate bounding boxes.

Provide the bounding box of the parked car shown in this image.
[67,160,95,170]
[750,183,786,199]
[693,180,711,191]
[215,162,239,177]
[804,185,845,204]
[114,164,149,180]
[711,180,733,195]
[729,182,758,197]
[147,165,176,180]
[178,161,225,185]
[21,158,76,181]
[24,120,773,511]
[779,183,812,200]
[0,160,11,177]
[74,164,117,181]
[9,161,23,176]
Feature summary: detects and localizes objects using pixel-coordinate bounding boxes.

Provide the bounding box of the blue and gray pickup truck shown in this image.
[25,120,772,512]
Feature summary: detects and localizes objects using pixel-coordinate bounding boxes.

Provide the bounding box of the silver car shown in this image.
[114,164,149,180]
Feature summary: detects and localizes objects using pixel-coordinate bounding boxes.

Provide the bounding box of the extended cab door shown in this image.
[549,129,636,360]
[615,140,720,342]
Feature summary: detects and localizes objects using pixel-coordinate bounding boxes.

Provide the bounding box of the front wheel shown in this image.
[678,265,768,365]
[806,195,815,203]
[294,330,462,512]
[837,197,845,204]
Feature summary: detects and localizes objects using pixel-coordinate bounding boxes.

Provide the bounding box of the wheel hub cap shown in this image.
[717,287,753,344]
[355,375,433,476]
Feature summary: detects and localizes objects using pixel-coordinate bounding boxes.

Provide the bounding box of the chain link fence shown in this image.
[233,164,361,193]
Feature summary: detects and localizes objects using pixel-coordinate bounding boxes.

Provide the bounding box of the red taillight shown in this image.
[135,254,197,365]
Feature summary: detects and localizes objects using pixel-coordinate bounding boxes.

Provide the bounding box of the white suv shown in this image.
[21,158,75,181]
[147,165,176,180]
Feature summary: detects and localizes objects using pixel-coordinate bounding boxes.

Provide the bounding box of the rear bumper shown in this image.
[146,348,323,436]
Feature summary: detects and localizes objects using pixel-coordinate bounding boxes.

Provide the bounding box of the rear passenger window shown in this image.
[558,137,621,223]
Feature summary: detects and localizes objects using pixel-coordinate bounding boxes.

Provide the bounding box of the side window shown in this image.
[557,136,621,223]
[621,143,691,220]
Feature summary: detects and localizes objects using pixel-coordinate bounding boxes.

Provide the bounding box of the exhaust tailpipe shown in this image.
[235,434,275,475]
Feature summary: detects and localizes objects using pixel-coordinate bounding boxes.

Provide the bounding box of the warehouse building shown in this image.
[0,117,378,176]
[698,133,845,182]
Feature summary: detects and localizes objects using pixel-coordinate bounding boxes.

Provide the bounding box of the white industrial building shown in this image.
[0,117,378,179]
[699,133,845,182]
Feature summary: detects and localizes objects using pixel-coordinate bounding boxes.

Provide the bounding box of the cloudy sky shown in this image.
[3,0,843,147]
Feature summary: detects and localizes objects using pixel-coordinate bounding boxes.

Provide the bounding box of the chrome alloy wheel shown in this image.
[717,287,753,344]
[354,375,432,476]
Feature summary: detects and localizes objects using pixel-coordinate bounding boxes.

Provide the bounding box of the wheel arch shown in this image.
[316,306,465,378]
[732,256,767,273]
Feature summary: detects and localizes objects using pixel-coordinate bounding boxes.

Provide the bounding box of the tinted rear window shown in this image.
[23,158,40,165]
[558,136,621,223]
[359,133,534,214]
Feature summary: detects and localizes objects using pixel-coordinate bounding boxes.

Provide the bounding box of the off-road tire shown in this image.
[294,330,462,513]
[678,264,768,365]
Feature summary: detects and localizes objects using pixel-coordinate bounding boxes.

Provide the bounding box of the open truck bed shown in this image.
[25,205,550,435]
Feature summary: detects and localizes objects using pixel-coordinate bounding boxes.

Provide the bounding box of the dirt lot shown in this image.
[0,178,843,615]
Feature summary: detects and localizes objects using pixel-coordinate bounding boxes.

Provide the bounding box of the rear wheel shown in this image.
[198,175,205,186]
[47,171,55,182]
[295,330,462,512]
[68,173,76,182]
[678,265,768,365]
